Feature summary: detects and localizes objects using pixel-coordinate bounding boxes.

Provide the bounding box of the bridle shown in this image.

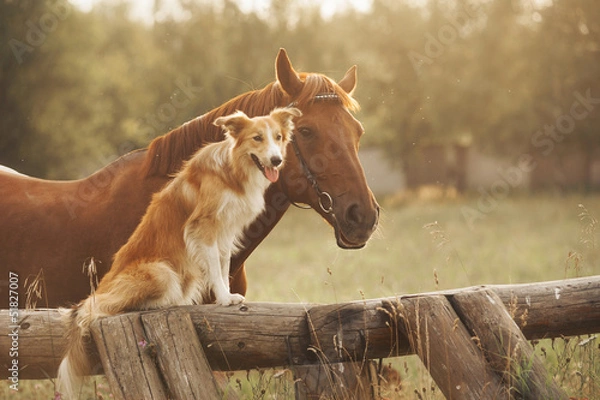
[286,93,339,215]
[289,137,334,214]
[283,93,379,249]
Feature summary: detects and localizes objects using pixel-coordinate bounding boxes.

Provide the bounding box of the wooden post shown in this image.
[3,276,600,381]
[293,300,394,399]
[90,312,167,400]
[292,362,375,400]
[451,289,568,400]
[90,309,220,400]
[189,302,312,371]
[141,308,220,400]
[392,295,508,400]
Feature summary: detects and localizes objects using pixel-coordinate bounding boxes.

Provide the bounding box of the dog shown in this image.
[56,107,301,398]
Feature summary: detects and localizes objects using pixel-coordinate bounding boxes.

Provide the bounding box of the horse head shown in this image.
[274,49,380,249]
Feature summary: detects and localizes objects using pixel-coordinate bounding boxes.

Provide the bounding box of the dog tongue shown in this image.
[264,167,279,183]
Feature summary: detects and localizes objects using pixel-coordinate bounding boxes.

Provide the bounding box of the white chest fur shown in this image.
[216,177,268,253]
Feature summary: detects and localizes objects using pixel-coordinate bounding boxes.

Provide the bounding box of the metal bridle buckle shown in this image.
[318,191,333,214]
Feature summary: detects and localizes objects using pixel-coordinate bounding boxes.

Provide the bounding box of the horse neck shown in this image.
[142,82,288,178]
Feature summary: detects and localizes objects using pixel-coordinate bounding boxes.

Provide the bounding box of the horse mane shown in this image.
[142,72,359,177]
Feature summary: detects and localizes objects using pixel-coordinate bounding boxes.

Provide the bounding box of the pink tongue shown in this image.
[264,167,279,183]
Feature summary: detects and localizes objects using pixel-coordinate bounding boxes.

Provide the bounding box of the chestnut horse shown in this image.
[0,49,379,308]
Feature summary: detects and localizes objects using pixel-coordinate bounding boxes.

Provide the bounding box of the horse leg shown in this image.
[229,262,247,296]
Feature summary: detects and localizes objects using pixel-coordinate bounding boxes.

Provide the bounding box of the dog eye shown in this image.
[276,134,282,141]
[253,135,263,142]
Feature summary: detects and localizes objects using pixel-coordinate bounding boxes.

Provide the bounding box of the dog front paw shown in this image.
[216,293,245,306]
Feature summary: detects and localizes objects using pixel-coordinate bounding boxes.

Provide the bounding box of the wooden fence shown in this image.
[1,275,599,399]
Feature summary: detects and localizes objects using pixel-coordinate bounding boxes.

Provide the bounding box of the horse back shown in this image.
[0,153,168,308]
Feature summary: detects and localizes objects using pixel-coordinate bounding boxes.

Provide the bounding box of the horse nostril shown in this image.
[345,204,364,227]
[270,156,282,167]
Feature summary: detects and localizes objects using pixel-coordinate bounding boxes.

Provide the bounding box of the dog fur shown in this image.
[56,107,301,398]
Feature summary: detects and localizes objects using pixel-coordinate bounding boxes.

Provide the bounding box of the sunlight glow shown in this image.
[70,0,374,23]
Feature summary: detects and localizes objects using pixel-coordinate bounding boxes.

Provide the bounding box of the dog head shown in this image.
[213,107,301,183]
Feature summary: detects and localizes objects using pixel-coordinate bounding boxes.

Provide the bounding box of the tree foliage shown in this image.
[1,0,598,179]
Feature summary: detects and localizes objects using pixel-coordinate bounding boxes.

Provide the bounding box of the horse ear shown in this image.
[338,65,357,95]
[276,48,303,97]
[213,110,250,138]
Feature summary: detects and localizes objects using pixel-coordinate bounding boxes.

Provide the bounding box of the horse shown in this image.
[0,49,380,308]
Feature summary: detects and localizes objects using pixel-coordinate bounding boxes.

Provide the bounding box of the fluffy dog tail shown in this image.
[56,299,95,399]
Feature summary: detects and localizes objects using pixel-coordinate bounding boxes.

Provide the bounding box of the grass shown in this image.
[5,193,599,399]
[246,193,599,303]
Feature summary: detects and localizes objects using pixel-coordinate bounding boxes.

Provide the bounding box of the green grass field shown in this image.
[246,193,599,304]
[5,193,599,399]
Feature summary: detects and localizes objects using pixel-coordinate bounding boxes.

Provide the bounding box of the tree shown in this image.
[532,0,600,190]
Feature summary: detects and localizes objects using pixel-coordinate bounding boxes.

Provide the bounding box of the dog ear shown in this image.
[269,108,301,143]
[213,110,251,138]
[270,107,302,130]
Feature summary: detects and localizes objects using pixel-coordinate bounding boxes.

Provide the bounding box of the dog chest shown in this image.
[217,188,265,229]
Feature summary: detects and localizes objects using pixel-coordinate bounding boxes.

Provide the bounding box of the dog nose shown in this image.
[270,156,282,167]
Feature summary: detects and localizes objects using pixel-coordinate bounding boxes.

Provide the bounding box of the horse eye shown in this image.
[298,127,313,138]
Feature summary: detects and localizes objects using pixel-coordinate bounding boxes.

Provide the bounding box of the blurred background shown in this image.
[1,0,600,299]
[2,0,599,188]
[1,0,599,299]
[2,1,600,398]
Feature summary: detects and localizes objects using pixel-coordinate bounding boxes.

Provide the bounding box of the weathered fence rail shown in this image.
[2,275,599,398]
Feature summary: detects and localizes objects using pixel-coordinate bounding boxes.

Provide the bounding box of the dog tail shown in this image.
[56,299,95,399]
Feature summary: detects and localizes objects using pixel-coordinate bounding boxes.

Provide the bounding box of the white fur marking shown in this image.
[0,165,26,176]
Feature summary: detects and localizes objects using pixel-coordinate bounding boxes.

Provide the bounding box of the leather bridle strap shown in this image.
[289,137,333,214]
[285,93,339,215]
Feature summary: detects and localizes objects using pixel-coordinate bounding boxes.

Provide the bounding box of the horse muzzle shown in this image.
[333,201,380,249]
